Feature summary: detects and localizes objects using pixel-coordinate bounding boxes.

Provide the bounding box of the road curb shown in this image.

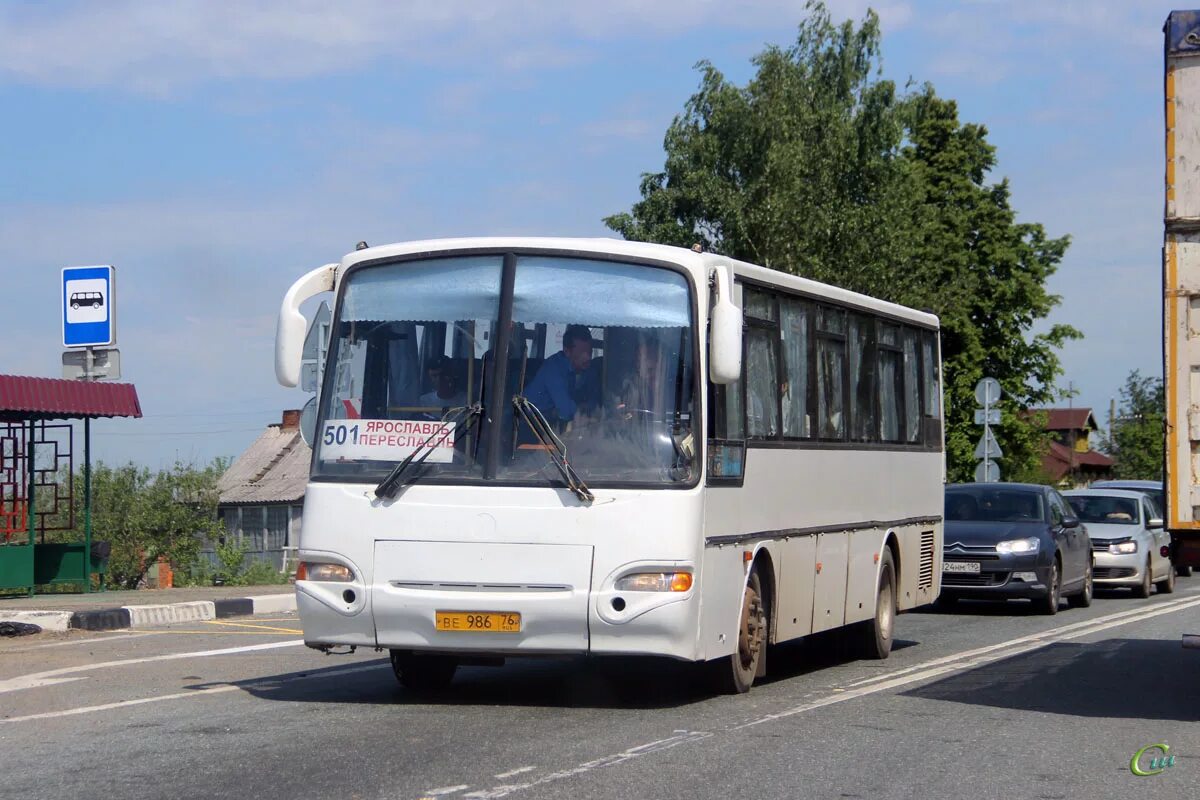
[0,610,73,633]
[0,592,296,634]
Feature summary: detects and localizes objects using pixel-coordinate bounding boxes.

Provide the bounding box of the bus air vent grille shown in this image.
[919,530,935,589]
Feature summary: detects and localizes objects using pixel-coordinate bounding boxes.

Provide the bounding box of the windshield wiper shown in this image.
[512,395,594,503]
[374,404,482,499]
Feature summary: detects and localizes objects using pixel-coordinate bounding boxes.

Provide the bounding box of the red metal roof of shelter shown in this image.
[0,374,142,421]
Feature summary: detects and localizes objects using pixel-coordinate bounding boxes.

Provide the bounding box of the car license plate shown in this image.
[435,611,521,633]
[943,561,981,574]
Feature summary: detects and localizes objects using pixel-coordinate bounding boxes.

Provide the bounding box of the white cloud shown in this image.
[0,0,911,92]
[915,1,1163,83]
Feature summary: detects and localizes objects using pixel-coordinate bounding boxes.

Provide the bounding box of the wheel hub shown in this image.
[738,590,764,669]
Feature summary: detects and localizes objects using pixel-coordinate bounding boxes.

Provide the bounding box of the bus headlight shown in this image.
[614,572,693,592]
[298,562,355,582]
[996,537,1040,555]
[1109,541,1138,555]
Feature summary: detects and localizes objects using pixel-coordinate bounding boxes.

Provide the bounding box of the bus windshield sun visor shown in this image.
[512,395,595,503]
[374,403,483,499]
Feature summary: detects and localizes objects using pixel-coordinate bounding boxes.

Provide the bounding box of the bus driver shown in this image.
[523,324,600,424]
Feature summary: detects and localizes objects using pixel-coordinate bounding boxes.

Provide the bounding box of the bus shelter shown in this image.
[0,374,142,596]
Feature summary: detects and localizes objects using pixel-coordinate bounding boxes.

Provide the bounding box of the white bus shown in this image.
[276,237,944,693]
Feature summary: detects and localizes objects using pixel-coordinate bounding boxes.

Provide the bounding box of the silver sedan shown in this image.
[1063,489,1176,597]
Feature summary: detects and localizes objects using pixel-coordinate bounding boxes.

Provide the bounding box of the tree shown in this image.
[604,1,1079,480]
[60,461,226,589]
[1102,370,1165,480]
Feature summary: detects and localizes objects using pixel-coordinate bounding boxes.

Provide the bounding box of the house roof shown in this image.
[217,423,311,505]
[1033,408,1097,433]
[1042,440,1114,481]
[0,374,142,421]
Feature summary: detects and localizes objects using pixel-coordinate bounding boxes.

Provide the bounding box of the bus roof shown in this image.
[341,237,938,329]
[719,256,939,329]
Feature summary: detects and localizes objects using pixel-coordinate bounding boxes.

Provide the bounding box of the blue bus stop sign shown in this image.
[62,265,115,348]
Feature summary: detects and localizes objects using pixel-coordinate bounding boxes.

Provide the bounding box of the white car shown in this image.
[1063,489,1176,597]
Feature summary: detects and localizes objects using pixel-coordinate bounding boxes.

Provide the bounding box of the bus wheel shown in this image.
[710,569,766,694]
[853,548,896,660]
[390,650,458,692]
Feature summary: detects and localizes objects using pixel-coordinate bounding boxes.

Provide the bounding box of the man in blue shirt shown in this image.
[524,324,599,424]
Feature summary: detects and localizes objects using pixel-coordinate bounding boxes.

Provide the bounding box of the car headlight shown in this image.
[298,562,355,582]
[614,572,693,592]
[1109,541,1138,555]
[996,537,1040,555]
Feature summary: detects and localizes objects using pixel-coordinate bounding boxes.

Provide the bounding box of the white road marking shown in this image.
[843,593,1200,689]
[0,639,305,694]
[0,662,388,724]
[423,786,469,796]
[2,684,242,724]
[739,594,1200,729]
[458,732,711,799]
[493,767,536,780]
[0,676,87,692]
[1,632,155,652]
[420,592,1200,799]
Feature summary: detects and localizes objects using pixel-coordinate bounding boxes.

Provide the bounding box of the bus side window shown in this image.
[920,329,942,448]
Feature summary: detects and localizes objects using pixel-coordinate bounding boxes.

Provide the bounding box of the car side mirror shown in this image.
[1148,518,1164,529]
[1062,516,1080,529]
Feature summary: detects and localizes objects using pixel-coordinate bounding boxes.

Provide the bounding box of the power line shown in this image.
[92,428,266,437]
[139,408,285,419]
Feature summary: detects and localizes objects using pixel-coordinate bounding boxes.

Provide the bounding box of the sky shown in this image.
[0,0,1174,467]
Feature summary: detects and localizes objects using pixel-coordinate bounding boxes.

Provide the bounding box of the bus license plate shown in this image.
[435,611,521,633]
[943,561,981,574]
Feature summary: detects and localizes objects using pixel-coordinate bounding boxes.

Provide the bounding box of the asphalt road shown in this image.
[3,584,1199,800]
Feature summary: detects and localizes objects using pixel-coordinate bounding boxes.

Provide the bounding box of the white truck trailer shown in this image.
[1164,10,1200,649]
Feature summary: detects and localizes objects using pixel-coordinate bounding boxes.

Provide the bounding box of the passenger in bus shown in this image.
[523,324,600,423]
[419,356,467,418]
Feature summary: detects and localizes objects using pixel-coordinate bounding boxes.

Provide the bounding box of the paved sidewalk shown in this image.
[0,585,297,632]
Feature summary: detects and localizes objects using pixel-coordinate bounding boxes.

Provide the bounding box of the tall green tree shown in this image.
[901,88,1080,482]
[1102,370,1165,480]
[604,2,1079,480]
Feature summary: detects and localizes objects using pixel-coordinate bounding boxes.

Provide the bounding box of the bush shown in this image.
[237,559,290,586]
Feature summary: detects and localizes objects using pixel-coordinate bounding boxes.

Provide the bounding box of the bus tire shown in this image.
[852,548,896,660]
[1177,564,1192,577]
[708,568,766,694]
[390,650,458,692]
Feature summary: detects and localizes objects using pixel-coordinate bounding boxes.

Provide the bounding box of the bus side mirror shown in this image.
[276,264,337,387]
[709,267,742,385]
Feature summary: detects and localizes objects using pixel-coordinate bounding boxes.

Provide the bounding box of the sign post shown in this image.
[974,377,1002,483]
[61,264,118,594]
[62,265,117,385]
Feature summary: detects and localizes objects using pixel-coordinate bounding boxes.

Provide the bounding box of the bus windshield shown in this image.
[314,253,697,488]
